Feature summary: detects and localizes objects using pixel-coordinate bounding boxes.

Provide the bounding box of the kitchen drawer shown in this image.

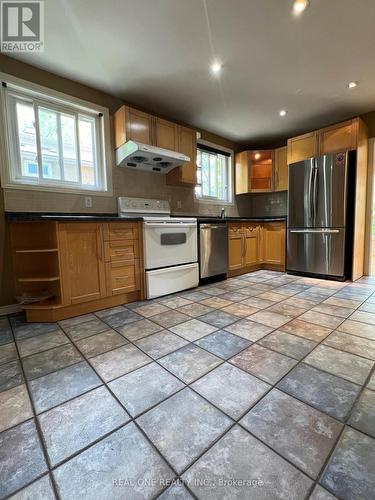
[106,260,139,295]
[104,239,139,262]
[103,222,138,241]
[228,224,243,238]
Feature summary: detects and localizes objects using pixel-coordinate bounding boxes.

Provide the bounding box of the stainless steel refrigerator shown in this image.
[287,151,355,280]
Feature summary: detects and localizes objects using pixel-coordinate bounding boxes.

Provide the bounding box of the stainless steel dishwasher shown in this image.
[199,222,228,279]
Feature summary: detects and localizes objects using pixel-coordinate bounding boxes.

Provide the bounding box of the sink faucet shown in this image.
[220,207,226,219]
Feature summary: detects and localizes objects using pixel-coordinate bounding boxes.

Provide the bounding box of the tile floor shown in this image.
[1,270,375,499]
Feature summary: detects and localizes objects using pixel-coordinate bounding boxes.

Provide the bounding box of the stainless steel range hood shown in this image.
[115,141,190,173]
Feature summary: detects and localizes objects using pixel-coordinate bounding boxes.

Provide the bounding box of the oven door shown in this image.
[144,220,198,270]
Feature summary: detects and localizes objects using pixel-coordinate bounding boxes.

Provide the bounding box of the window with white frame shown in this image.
[1,79,110,193]
[195,143,232,203]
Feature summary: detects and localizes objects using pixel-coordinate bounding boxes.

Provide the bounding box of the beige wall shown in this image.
[0,55,240,306]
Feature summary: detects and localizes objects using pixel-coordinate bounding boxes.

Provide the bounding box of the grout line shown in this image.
[2,271,375,499]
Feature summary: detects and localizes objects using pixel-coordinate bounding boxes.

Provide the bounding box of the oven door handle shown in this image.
[144,222,197,228]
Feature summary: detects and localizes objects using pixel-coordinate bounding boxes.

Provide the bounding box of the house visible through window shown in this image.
[1,79,110,193]
[195,143,232,203]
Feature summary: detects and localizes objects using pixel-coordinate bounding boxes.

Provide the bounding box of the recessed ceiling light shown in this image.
[279,109,288,117]
[348,81,358,89]
[211,61,222,75]
[293,0,309,15]
[254,153,261,160]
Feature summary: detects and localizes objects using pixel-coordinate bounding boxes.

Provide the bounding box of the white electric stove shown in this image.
[118,197,199,299]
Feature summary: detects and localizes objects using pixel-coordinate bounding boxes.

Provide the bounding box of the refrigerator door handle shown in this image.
[308,165,314,225]
[312,165,318,226]
[289,229,340,234]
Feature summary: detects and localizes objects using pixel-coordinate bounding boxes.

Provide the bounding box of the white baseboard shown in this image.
[0,304,21,317]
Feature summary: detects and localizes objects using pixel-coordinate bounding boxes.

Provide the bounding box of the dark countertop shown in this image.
[5,212,142,222]
[6,212,287,223]
[195,216,287,223]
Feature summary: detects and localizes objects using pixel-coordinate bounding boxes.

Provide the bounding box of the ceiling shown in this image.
[9,0,375,145]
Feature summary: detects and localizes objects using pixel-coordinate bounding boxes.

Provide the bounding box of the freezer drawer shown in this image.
[287,228,346,278]
[146,262,199,299]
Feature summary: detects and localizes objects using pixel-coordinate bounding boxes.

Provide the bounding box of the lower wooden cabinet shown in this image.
[262,222,285,266]
[59,223,107,305]
[228,221,285,276]
[243,224,261,267]
[228,224,244,271]
[10,220,144,321]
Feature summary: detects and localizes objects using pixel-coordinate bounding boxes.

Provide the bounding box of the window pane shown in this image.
[202,152,210,196]
[38,107,61,180]
[61,113,79,182]
[16,101,38,178]
[79,116,97,186]
[209,153,217,197]
[196,167,202,185]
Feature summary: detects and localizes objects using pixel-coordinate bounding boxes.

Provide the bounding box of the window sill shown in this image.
[2,181,113,198]
[195,197,235,206]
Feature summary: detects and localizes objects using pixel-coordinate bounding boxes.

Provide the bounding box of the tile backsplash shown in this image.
[236,191,287,218]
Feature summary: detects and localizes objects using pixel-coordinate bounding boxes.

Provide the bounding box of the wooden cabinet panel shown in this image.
[125,107,154,145]
[178,126,197,184]
[106,260,139,296]
[319,119,358,155]
[243,225,259,266]
[166,125,197,186]
[274,146,288,191]
[228,237,243,271]
[228,224,243,271]
[155,118,178,151]
[287,131,318,164]
[262,222,285,266]
[59,223,106,305]
[235,152,250,194]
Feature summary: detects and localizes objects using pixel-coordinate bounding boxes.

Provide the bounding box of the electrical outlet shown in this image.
[85,196,92,208]
[177,200,182,209]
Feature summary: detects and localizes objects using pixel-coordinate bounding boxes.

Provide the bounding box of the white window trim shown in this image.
[0,72,113,197]
[195,138,235,205]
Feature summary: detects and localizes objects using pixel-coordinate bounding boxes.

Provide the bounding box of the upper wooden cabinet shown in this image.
[274,146,288,191]
[114,105,197,186]
[287,118,363,164]
[155,117,178,151]
[235,152,250,194]
[166,125,197,186]
[319,119,359,155]
[114,106,153,146]
[287,131,318,165]
[235,149,283,195]
[249,151,274,192]
[235,150,274,194]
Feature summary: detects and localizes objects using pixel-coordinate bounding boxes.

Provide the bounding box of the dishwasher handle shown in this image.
[200,224,227,230]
